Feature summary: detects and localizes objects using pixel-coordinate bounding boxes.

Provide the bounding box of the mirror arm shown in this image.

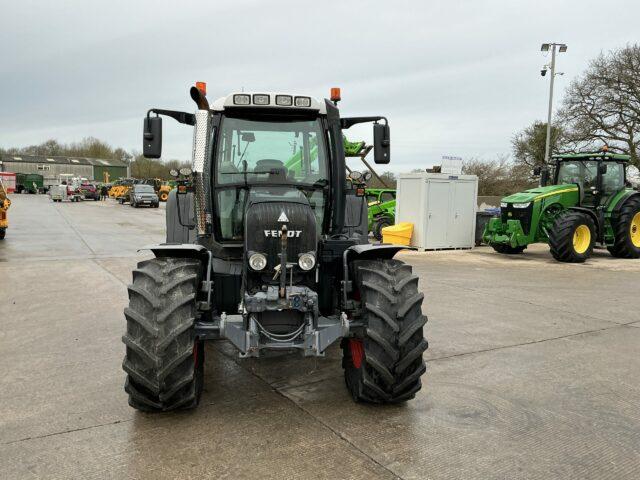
[147,109,195,126]
[341,116,388,129]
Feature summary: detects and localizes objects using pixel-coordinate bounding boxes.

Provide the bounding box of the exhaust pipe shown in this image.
[189,87,211,236]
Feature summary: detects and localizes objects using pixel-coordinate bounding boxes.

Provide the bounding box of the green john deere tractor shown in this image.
[484,151,640,263]
[366,189,396,240]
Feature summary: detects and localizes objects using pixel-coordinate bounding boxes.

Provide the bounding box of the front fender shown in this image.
[341,244,415,308]
[139,243,213,308]
[345,243,413,262]
[139,242,208,259]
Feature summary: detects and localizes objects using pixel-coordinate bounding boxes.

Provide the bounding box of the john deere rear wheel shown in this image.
[122,257,204,412]
[608,196,640,259]
[342,259,428,403]
[548,211,596,263]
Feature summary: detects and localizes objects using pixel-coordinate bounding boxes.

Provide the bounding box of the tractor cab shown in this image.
[549,152,629,208]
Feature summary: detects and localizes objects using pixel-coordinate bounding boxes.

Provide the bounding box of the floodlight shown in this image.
[559,44,567,52]
[541,43,550,52]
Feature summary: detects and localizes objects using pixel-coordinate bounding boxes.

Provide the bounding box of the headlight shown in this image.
[233,94,250,105]
[298,253,316,271]
[500,202,508,208]
[275,95,293,106]
[252,94,270,105]
[248,253,267,271]
[294,96,311,107]
[179,167,192,176]
[512,202,531,209]
[169,169,179,177]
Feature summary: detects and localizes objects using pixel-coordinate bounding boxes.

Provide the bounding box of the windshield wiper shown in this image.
[220,169,282,175]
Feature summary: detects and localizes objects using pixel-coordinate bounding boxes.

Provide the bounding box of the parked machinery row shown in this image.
[109,178,173,206]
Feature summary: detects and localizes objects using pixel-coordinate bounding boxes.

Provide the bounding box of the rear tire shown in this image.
[160,192,169,202]
[122,257,204,412]
[548,210,595,263]
[0,229,5,240]
[607,197,640,259]
[491,243,526,254]
[342,259,428,403]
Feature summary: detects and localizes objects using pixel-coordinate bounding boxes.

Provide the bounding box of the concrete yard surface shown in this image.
[1,194,639,479]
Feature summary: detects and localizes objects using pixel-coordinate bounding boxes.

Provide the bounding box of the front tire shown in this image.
[607,196,640,259]
[122,257,204,412]
[342,259,428,403]
[548,210,596,263]
[0,228,5,240]
[491,243,526,254]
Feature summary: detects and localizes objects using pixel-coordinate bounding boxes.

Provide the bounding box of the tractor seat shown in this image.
[255,159,285,171]
[255,159,289,181]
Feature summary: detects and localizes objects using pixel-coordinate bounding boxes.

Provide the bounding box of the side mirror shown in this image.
[241,132,255,143]
[599,164,608,175]
[373,123,390,164]
[143,116,162,158]
[533,166,542,176]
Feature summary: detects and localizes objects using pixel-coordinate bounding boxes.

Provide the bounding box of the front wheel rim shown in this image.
[630,212,640,248]
[573,224,591,254]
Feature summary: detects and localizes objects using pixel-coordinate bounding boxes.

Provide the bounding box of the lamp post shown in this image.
[541,42,567,164]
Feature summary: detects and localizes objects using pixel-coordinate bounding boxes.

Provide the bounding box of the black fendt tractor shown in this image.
[122,85,428,411]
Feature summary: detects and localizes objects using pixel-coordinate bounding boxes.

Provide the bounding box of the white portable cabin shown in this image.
[395,172,478,251]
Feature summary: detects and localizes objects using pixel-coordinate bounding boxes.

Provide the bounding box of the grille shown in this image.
[245,201,317,271]
[501,203,534,235]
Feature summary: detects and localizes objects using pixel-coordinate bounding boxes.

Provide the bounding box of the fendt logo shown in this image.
[264,229,302,238]
[278,211,289,222]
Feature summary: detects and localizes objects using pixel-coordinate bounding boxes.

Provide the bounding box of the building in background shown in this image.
[0,155,128,189]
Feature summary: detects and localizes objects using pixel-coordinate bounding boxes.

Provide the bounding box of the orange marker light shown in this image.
[330,87,341,102]
[195,82,207,95]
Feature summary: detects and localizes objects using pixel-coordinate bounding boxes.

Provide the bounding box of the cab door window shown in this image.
[602,162,624,195]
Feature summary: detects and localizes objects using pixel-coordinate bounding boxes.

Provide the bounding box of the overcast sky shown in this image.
[1,0,639,172]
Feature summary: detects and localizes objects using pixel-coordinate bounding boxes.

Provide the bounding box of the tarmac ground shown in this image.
[1,194,639,479]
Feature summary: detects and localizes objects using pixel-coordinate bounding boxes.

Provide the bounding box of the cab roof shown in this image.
[211,92,326,114]
[552,152,630,162]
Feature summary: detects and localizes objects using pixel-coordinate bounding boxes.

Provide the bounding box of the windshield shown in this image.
[215,117,328,186]
[557,161,598,190]
[135,185,155,193]
[213,117,329,242]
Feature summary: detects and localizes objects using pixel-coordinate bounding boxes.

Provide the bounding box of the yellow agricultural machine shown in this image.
[109,179,137,200]
[140,178,173,202]
[0,179,11,240]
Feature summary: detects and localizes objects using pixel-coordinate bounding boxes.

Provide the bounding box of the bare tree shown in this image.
[512,121,569,167]
[558,44,640,167]
[463,155,535,196]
